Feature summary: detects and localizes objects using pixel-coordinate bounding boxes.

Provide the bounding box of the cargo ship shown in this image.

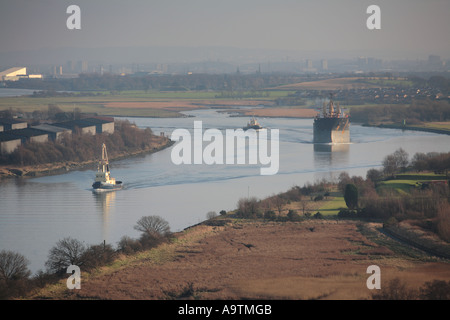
[313,94,350,144]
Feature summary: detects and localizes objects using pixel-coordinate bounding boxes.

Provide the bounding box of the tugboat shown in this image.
[243,116,264,131]
[92,143,122,192]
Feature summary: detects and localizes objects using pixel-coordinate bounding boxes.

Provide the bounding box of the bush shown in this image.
[338,209,357,218]
[117,236,143,255]
[419,280,450,300]
[264,210,276,221]
[314,212,323,219]
[287,209,301,221]
[383,217,399,228]
[344,183,359,210]
[81,243,116,270]
[313,195,324,202]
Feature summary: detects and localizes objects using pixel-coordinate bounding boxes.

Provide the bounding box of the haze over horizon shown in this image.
[1,0,450,65]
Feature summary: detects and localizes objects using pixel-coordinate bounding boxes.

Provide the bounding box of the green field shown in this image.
[376,173,448,195]
[315,172,448,214]
[317,196,347,216]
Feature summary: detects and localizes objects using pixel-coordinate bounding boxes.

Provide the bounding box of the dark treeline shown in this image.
[0,120,169,166]
[7,73,308,92]
[350,99,450,124]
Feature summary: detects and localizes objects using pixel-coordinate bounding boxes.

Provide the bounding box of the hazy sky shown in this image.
[1,0,449,61]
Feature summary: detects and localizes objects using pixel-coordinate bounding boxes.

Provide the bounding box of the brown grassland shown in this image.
[228,107,317,118]
[273,77,391,91]
[31,219,450,300]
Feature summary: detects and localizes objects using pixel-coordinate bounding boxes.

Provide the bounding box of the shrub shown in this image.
[344,183,359,210]
[264,210,276,221]
[287,209,301,221]
[81,243,116,270]
[117,236,143,255]
[313,195,324,202]
[338,209,357,218]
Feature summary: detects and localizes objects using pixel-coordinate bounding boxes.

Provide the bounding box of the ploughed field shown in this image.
[35,219,450,300]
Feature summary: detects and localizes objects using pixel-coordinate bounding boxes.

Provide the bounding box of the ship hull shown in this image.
[243,125,265,131]
[92,181,123,192]
[313,117,350,144]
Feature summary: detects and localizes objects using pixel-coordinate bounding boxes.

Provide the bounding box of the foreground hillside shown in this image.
[30,218,450,300]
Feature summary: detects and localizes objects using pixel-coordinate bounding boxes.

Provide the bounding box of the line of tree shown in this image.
[0,215,172,299]
[6,73,310,92]
[349,99,450,125]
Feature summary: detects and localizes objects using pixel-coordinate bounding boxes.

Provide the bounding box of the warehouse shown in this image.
[31,123,72,141]
[9,128,49,144]
[81,117,115,134]
[0,132,22,154]
[53,119,97,135]
[0,118,28,131]
[0,67,27,81]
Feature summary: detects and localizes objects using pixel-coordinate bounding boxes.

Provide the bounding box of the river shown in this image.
[0,107,449,273]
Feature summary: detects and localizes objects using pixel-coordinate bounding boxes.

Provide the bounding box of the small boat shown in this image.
[243,116,264,131]
[92,143,122,192]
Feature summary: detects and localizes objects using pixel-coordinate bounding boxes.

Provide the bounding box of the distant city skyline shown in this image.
[1,0,449,66]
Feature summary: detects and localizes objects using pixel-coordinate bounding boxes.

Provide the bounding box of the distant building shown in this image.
[31,124,72,141]
[9,128,49,144]
[0,67,42,81]
[0,67,27,81]
[53,119,97,135]
[0,132,22,154]
[81,117,115,134]
[321,59,328,71]
[0,118,28,131]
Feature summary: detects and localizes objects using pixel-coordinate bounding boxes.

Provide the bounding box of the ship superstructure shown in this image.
[92,143,122,191]
[313,94,350,144]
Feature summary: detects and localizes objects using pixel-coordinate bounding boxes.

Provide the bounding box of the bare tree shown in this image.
[206,211,217,220]
[45,237,87,274]
[273,195,286,215]
[134,216,171,238]
[0,250,31,281]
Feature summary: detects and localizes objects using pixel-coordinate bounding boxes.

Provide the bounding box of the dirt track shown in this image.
[42,219,450,300]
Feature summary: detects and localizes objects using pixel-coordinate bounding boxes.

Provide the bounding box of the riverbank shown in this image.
[0,138,174,181]
[373,123,450,135]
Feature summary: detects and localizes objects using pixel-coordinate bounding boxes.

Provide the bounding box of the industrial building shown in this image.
[31,123,72,141]
[0,117,115,155]
[0,118,28,131]
[81,117,115,134]
[53,119,97,135]
[0,67,27,81]
[0,132,22,155]
[0,67,42,81]
[9,128,49,144]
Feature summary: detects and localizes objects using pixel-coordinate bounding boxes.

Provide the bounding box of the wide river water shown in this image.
[1,106,449,273]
